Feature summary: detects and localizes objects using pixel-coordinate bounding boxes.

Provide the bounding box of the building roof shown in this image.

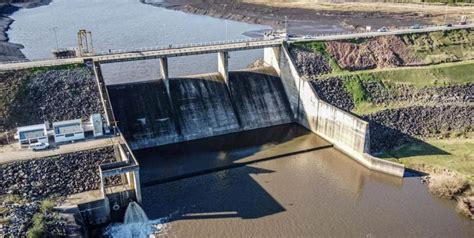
[53,119,83,127]
[17,123,46,132]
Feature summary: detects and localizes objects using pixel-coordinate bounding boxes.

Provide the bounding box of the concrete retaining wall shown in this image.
[280,44,404,177]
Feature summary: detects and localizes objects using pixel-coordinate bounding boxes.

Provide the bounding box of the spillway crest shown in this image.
[107,67,294,149]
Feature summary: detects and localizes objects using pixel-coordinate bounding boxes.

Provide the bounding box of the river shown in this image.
[6,1,474,237]
[135,124,474,237]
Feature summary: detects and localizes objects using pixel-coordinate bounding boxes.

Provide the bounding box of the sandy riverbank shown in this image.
[144,0,466,35]
[0,0,51,62]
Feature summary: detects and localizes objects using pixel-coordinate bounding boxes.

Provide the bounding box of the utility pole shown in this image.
[285,16,288,36]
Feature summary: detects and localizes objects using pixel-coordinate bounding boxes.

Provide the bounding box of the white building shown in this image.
[53,119,85,143]
[17,123,48,147]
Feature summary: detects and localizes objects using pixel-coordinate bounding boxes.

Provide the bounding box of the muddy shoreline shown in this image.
[0,0,52,62]
[145,0,431,35]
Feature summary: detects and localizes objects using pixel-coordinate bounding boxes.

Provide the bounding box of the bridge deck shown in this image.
[0,24,472,70]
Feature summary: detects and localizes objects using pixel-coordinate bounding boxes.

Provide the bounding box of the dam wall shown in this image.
[280,44,405,177]
[107,67,294,150]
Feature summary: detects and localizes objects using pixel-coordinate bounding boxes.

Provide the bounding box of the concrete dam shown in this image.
[93,43,404,178]
[108,67,294,150]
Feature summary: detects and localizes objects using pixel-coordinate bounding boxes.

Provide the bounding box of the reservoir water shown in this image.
[7,0,270,83]
[6,1,474,237]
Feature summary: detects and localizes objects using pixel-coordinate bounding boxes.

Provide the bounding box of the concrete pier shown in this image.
[263,47,281,75]
[218,51,229,85]
[159,57,170,96]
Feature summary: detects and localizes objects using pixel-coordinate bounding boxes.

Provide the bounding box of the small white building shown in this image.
[53,119,85,143]
[17,123,48,147]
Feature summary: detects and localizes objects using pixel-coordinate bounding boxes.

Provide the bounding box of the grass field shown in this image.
[380,138,474,182]
[323,59,474,87]
[320,60,474,114]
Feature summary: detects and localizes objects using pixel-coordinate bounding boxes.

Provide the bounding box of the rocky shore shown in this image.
[311,78,474,111]
[365,105,473,151]
[0,0,52,62]
[0,146,119,237]
[0,146,118,200]
[145,0,430,35]
[311,77,474,151]
[0,66,104,135]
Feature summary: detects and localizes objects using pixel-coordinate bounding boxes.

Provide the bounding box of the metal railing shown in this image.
[0,23,472,69]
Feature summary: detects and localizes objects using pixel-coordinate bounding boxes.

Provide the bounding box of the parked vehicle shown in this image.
[377,27,389,32]
[410,24,421,29]
[446,23,453,27]
[31,142,50,151]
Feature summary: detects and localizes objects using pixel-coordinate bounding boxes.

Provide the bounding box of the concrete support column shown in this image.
[218,51,229,85]
[159,57,170,96]
[264,46,281,75]
[92,61,116,127]
[133,170,142,204]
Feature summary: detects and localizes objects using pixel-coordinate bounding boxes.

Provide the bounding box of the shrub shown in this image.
[40,199,55,213]
[428,174,469,199]
[27,214,45,238]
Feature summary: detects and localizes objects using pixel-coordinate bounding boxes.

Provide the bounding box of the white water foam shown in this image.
[104,218,168,238]
[104,202,178,238]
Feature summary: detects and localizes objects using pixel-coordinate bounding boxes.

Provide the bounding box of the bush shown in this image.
[40,199,55,213]
[343,77,368,104]
[27,214,45,238]
[428,174,469,199]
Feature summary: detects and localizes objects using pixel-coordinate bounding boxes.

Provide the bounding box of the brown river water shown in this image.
[134,124,474,238]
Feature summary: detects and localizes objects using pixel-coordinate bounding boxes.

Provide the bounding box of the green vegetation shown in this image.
[403,29,474,64]
[26,199,57,238]
[28,63,84,74]
[342,75,368,104]
[293,41,329,57]
[292,41,346,74]
[370,60,474,87]
[323,60,474,87]
[329,60,474,113]
[27,214,45,238]
[380,138,474,182]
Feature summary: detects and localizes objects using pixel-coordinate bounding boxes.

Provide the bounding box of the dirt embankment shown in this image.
[325,35,422,70]
[293,29,474,77]
[145,0,431,34]
[0,0,52,62]
[326,30,473,71]
[0,66,104,135]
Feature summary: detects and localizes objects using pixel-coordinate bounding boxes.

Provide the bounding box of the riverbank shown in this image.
[0,0,51,62]
[144,0,469,35]
[289,29,474,218]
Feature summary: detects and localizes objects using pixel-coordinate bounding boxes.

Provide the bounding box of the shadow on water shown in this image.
[142,165,286,221]
[135,123,331,185]
[134,123,337,221]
